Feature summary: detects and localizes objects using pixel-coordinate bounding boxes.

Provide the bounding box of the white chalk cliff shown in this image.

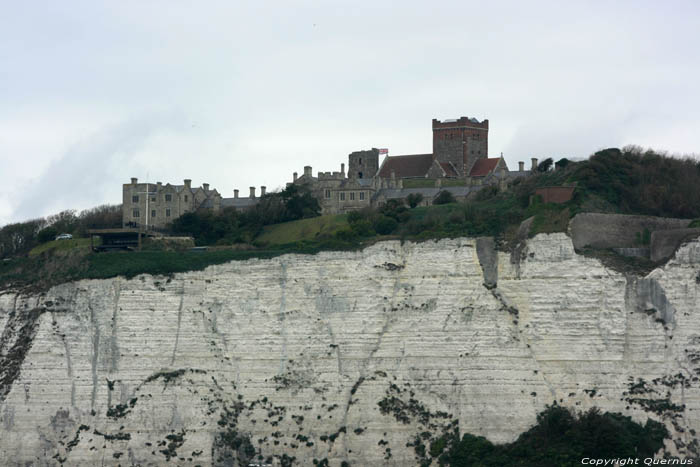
[1,233,699,466]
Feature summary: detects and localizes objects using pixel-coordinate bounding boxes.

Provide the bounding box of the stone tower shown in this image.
[432,117,489,176]
[348,148,379,179]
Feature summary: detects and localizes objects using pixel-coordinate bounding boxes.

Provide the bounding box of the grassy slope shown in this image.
[29,238,93,256]
[257,214,348,245]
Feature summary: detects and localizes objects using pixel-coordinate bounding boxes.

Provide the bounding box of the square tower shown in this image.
[348,148,379,179]
[432,117,489,176]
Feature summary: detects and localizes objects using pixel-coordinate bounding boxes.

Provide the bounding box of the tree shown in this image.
[373,215,398,235]
[537,157,554,172]
[555,158,571,170]
[37,227,58,243]
[433,190,456,205]
[406,193,424,208]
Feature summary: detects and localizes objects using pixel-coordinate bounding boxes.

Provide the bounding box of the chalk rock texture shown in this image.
[1,233,700,466]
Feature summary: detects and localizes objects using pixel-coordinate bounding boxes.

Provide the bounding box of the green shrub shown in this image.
[439,405,668,467]
[433,191,456,205]
[406,193,424,208]
[373,216,398,235]
[37,227,58,244]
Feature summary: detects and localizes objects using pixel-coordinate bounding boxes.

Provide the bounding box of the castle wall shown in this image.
[569,213,691,250]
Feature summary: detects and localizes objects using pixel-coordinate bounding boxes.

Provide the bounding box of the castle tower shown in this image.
[348,148,379,179]
[432,117,489,177]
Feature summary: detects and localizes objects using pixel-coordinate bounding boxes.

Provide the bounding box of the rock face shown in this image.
[1,233,700,466]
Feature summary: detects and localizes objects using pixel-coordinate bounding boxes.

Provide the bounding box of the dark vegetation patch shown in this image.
[142,368,206,388]
[94,429,131,441]
[159,429,186,461]
[434,405,668,467]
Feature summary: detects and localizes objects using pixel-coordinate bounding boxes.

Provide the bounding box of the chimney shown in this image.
[234,189,239,199]
[157,182,162,189]
[518,161,524,171]
[203,183,209,191]
[131,177,138,184]
[341,163,345,176]
[184,179,192,188]
[304,166,312,177]
[531,158,538,171]
[293,172,298,182]
[261,186,266,196]
[250,187,256,198]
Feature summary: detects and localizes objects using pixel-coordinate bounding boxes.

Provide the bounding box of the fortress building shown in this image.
[122,179,262,229]
[123,115,535,225]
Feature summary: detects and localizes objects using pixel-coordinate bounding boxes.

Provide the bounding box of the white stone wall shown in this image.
[1,234,699,465]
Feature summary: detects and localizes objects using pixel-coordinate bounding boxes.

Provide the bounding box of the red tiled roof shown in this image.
[439,162,459,177]
[378,154,433,178]
[469,158,500,177]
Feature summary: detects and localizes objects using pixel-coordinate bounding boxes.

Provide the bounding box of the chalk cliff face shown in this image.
[1,233,700,466]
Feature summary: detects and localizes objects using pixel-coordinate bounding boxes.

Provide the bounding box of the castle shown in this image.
[122,116,535,227]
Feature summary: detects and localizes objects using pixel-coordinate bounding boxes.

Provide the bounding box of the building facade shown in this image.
[122,178,263,229]
[123,115,536,223]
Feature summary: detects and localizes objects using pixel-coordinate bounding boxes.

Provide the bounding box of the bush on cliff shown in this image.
[439,405,667,466]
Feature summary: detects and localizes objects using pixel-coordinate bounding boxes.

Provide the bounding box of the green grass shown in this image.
[402,178,467,188]
[29,238,93,256]
[257,214,348,245]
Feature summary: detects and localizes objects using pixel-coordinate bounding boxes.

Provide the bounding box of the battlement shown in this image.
[317,171,345,180]
[432,117,489,130]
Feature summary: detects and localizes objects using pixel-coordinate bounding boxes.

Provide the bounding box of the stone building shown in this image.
[123,115,537,223]
[376,116,495,180]
[288,116,534,214]
[291,153,380,215]
[122,178,261,229]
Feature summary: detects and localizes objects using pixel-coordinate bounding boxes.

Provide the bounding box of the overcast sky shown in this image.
[1,0,699,226]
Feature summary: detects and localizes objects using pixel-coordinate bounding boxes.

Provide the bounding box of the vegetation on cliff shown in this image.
[436,405,668,467]
[1,147,699,291]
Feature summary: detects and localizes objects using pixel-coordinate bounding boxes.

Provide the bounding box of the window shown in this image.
[151,196,156,202]
[184,195,188,202]
[350,192,355,201]
[132,195,139,203]
[166,208,171,217]
[358,172,363,179]
[359,191,365,201]
[151,210,156,218]
[165,194,172,202]
[359,158,362,164]
[132,209,140,218]
[340,192,345,201]
[325,189,331,199]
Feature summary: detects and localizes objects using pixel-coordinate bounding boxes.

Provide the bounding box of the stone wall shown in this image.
[568,212,691,249]
[1,234,700,465]
[650,228,700,262]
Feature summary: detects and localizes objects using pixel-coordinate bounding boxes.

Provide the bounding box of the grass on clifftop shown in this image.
[257,214,348,245]
[29,238,93,256]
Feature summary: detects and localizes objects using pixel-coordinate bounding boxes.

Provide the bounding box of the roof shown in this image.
[221,197,259,209]
[469,158,501,177]
[378,154,433,178]
[439,162,459,177]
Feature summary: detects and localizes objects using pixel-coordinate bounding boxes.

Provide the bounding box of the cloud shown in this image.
[8,112,189,223]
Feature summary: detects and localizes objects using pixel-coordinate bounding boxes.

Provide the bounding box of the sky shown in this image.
[1,0,699,226]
